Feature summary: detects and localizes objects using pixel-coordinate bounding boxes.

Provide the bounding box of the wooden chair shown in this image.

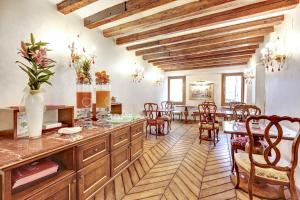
[170,103,183,121]
[160,101,172,133]
[199,103,219,146]
[234,115,300,200]
[192,101,216,122]
[226,102,246,121]
[231,105,261,172]
[144,103,164,139]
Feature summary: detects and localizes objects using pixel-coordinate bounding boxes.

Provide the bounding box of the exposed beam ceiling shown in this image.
[57,0,97,14]
[116,0,297,45]
[102,0,236,37]
[84,0,176,28]
[135,27,273,56]
[126,16,283,51]
[56,0,299,71]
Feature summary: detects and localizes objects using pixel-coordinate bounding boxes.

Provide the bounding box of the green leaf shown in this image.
[36,41,49,46]
[18,66,36,81]
[30,33,35,44]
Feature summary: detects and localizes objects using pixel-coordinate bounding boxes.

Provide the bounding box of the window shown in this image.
[168,76,186,104]
[221,73,244,105]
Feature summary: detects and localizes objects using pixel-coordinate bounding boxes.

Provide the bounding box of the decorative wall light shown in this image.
[244,71,255,85]
[132,63,144,83]
[261,36,287,72]
[154,77,163,86]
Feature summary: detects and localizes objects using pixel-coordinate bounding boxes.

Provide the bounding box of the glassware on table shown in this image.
[95,83,111,126]
[76,84,92,128]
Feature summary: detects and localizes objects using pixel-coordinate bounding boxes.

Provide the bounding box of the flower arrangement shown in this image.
[69,42,94,84]
[16,33,55,91]
[95,70,110,84]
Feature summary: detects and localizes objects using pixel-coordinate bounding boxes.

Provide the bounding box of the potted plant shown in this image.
[16,33,55,138]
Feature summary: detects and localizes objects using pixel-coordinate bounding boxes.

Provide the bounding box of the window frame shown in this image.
[221,73,245,106]
[168,76,186,105]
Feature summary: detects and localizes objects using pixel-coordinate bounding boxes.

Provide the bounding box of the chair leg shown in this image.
[199,128,202,144]
[155,125,158,139]
[248,172,254,200]
[213,130,216,147]
[290,178,298,200]
[234,162,240,189]
[216,129,219,141]
[231,147,235,172]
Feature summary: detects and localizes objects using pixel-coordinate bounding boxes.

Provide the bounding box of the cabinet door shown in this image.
[111,144,130,176]
[131,122,144,141]
[77,155,110,200]
[131,136,144,161]
[26,172,76,200]
[110,127,130,150]
[76,135,109,169]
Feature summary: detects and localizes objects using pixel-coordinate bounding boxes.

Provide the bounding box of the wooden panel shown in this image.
[131,122,144,141]
[110,127,130,151]
[103,0,235,37]
[131,136,144,161]
[116,0,298,45]
[76,135,109,169]
[77,155,110,200]
[143,37,263,60]
[84,0,176,28]
[57,0,97,15]
[136,27,273,56]
[164,62,248,71]
[126,16,283,50]
[111,144,131,176]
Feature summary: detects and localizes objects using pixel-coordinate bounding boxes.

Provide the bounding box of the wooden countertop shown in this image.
[0,118,145,170]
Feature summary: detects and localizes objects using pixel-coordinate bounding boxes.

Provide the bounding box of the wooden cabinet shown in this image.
[110,127,130,150]
[131,122,144,140]
[111,144,131,176]
[76,135,109,169]
[131,136,144,161]
[12,171,76,200]
[77,155,110,200]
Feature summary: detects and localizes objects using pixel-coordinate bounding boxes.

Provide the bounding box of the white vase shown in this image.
[25,90,44,139]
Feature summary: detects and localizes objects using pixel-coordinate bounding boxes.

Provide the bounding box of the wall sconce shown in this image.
[244,71,255,85]
[261,36,287,72]
[154,78,163,86]
[132,63,144,83]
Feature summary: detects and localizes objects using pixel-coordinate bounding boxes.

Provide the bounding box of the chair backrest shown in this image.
[144,103,158,119]
[233,104,250,122]
[198,103,217,123]
[161,101,173,110]
[202,101,216,107]
[247,105,261,116]
[229,101,246,110]
[245,115,300,175]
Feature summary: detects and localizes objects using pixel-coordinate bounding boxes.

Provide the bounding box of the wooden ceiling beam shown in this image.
[127,15,283,50]
[116,0,298,45]
[153,54,253,66]
[84,0,176,29]
[159,59,250,69]
[148,46,258,63]
[136,27,273,56]
[103,0,235,37]
[143,37,263,60]
[163,62,248,71]
[57,0,97,14]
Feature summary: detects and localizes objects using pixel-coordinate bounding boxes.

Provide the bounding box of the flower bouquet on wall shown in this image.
[69,43,94,127]
[16,33,56,138]
[95,70,111,125]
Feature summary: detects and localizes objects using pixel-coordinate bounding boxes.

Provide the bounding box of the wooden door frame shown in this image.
[221,73,245,106]
[168,76,186,105]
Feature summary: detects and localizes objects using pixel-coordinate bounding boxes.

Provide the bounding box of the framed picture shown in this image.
[189,81,214,100]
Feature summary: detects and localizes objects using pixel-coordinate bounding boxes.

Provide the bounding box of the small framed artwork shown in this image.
[189,81,214,100]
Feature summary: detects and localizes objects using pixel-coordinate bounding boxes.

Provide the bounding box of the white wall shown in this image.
[164,65,250,108]
[0,0,164,114]
[247,4,300,188]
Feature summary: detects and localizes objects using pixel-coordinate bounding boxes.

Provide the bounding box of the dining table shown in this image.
[223,120,297,199]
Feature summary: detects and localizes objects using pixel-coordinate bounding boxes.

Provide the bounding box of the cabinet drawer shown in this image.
[77,155,110,200]
[111,144,130,176]
[110,127,130,150]
[24,172,76,200]
[131,136,144,161]
[77,136,109,169]
[131,122,144,141]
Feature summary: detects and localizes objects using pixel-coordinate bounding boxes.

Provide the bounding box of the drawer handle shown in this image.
[93,148,98,152]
